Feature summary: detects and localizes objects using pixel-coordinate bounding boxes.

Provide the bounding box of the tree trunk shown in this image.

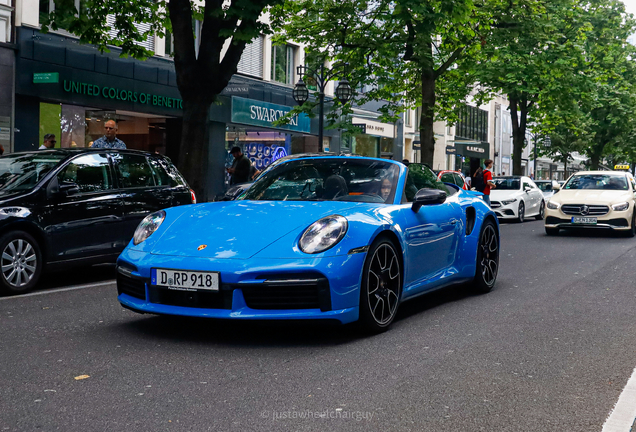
[508,96,528,176]
[419,43,436,168]
[178,99,211,201]
[590,153,601,170]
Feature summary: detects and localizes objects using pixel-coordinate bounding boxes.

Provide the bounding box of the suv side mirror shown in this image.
[412,188,447,212]
[552,183,561,191]
[60,181,80,196]
[48,177,80,198]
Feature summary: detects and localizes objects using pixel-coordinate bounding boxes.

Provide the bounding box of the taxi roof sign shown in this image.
[614,164,630,170]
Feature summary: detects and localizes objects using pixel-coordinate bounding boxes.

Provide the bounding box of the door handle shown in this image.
[449,219,458,225]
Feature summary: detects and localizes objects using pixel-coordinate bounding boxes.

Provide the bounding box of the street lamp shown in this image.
[292,64,352,152]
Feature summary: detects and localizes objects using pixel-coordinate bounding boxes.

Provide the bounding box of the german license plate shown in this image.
[151,268,219,291]
[572,216,597,224]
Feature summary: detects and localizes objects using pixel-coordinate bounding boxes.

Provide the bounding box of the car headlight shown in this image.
[501,198,517,205]
[133,210,166,245]
[299,215,348,254]
[547,201,560,210]
[612,202,630,211]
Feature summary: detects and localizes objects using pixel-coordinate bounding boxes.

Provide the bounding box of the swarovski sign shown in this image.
[231,97,310,133]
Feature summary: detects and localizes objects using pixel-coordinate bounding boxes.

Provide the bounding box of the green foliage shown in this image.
[270,0,499,163]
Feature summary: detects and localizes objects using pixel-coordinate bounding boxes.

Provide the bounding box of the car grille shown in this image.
[241,277,331,311]
[148,286,232,309]
[117,274,146,300]
[490,201,501,209]
[561,204,609,216]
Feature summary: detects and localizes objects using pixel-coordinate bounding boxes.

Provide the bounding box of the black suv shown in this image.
[0,149,195,294]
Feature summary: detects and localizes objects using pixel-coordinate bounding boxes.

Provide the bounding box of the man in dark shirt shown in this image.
[227,146,251,185]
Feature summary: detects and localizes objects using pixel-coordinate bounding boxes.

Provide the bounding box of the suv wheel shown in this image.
[0,231,43,295]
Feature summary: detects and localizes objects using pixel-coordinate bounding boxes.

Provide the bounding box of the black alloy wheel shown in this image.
[0,231,43,294]
[359,238,402,333]
[473,220,499,293]
[535,201,545,220]
[517,201,525,223]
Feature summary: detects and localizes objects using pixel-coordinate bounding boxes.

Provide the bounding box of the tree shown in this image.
[42,0,282,199]
[270,0,497,167]
[575,0,636,170]
[471,0,589,175]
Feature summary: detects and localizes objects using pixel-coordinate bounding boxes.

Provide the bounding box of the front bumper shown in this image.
[544,207,632,230]
[490,201,518,219]
[116,249,366,324]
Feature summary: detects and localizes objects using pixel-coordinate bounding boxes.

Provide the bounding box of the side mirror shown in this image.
[411,188,447,213]
[552,183,561,191]
[60,181,80,196]
[524,186,531,192]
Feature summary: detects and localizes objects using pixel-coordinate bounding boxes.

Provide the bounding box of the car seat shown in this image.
[322,174,348,199]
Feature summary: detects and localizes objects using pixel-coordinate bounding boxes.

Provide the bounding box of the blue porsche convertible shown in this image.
[116,155,499,332]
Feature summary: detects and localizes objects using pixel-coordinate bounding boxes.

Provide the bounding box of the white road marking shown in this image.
[602,365,636,432]
[0,280,115,301]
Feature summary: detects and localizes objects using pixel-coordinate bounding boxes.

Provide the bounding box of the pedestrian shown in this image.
[39,133,56,149]
[501,171,506,176]
[92,120,126,149]
[0,144,4,155]
[249,164,261,181]
[464,170,472,189]
[227,146,251,185]
[529,173,534,180]
[481,159,496,206]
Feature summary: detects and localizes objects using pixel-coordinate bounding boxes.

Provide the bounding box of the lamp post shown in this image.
[292,64,352,152]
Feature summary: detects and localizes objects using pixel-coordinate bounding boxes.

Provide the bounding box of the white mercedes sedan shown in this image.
[544,171,636,236]
[489,176,545,222]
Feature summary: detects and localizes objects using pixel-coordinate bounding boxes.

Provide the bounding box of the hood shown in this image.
[0,190,30,204]
[150,200,358,259]
[490,189,523,200]
[551,189,632,204]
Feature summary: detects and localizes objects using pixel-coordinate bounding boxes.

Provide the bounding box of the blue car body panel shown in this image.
[117,156,498,324]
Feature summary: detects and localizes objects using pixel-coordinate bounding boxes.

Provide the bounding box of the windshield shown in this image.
[240,158,400,203]
[0,154,66,192]
[564,174,628,190]
[491,178,520,190]
[535,181,553,192]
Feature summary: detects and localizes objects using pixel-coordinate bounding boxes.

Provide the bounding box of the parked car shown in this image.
[214,182,252,201]
[116,156,500,333]
[0,149,194,294]
[534,180,561,199]
[544,171,636,236]
[437,170,469,190]
[489,176,545,222]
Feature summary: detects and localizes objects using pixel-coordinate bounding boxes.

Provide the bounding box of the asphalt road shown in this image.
[1,220,636,431]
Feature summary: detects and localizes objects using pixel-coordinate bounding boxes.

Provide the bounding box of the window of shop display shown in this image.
[226,128,292,172]
[351,135,378,158]
[351,135,393,159]
[39,103,173,153]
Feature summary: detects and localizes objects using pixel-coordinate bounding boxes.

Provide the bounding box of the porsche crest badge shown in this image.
[197,244,207,251]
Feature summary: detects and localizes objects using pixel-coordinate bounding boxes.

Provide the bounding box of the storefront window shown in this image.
[39,102,61,148]
[351,135,378,158]
[226,129,291,172]
[380,137,393,158]
[38,103,174,152]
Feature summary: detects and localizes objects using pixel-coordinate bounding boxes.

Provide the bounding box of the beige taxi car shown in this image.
[544,171,636,236]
